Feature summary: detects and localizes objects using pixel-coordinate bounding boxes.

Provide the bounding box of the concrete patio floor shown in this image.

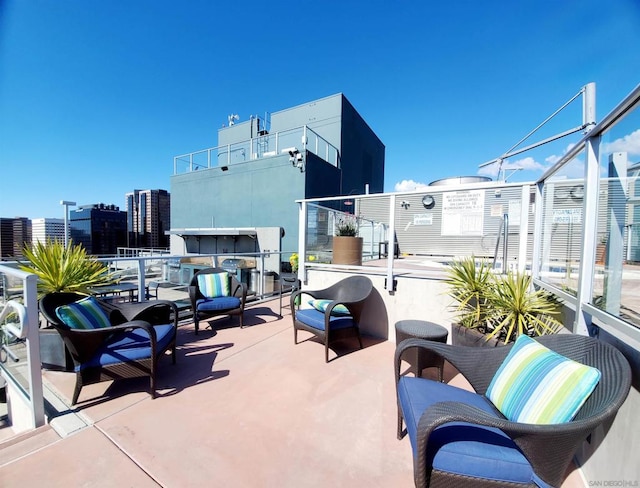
[0,297,586,487]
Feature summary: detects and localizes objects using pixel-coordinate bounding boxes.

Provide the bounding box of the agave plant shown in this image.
[484,271,562,344]
[445,256,493,329]
[19,240,116,296]
[447,257,563,344]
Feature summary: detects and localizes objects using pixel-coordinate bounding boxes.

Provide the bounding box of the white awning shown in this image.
[167,228,258,237]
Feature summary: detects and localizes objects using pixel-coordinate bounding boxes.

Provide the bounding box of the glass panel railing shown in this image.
[590,101,640,326]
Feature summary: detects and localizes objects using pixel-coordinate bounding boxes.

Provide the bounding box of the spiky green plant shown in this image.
[445,256,493,329]
[484,271,562,344]
[19,240,115,296]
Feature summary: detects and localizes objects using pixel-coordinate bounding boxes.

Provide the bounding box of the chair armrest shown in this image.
[395,337,511,394]
[188,285,198,307]
[113,300,178,328]
[231,282,247,303]
[414,401,589,488]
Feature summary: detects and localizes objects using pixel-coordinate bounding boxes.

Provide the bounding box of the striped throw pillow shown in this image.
[197,272,230,298]
[487,335,601,424]
[308,299,351,316]
[55,296,111,330]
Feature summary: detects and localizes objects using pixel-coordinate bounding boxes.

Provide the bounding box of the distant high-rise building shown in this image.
[125,189,170,249]
[31,218,65,246]
[69,204,127,256]
[0,217,31,259]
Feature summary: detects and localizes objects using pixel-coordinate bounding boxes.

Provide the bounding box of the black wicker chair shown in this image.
[291,276,373,362]
[188,267,247,334]
[395,334,632,487]
[40,292,178,405]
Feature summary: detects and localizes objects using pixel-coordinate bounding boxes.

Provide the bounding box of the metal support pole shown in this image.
[386,195,397,292]
[60,200,76,247]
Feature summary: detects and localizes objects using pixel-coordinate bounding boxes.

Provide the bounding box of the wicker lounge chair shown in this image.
[40,292,178,404]
[291,275,373,362]
[189,267,247,334]
[395,334,631,487]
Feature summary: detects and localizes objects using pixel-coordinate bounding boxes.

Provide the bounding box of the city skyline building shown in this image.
[0,217,31,259]
[31,218,65,246]
[69,204,127,256]
[125,189,170,249]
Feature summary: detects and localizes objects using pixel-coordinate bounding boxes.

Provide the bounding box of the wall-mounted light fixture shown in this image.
[288,148,300,164]
[289,148,304,172]
[401,200,410,210]
[220,166,229,171]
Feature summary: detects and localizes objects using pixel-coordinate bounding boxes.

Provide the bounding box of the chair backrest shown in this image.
[189,267,240,302]
[314,276,373,323]
[529,335,631,425]
[322,276,373,303]
[147,281,160,299]
[40,292,89,331]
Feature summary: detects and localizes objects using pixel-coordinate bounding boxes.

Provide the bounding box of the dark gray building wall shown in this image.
[340,96,385,194]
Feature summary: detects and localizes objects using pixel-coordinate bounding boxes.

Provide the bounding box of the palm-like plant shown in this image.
[445,256,493,329]
[447,257,563,344]
[19,240,115,296]
[484,272,562,344]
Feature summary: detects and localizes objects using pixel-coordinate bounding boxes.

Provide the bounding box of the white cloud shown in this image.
[545,143,576,166]
[394,179,429,192]
[477,157,546,178]
[603,129,640,156]
[478,161,500,177]
[508,156,546,172]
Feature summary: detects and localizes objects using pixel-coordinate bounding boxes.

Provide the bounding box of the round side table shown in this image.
[395,320,448,381]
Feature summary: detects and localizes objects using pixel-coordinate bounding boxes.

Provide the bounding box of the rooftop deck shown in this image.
[0,293,585,487]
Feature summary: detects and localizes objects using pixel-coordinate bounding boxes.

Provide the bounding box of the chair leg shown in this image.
[194,315,199,335]
[293,326,298,344]
[397,409,406,440]
[72,374,83,405]
[325,340,330,363]
[356,329,364,349]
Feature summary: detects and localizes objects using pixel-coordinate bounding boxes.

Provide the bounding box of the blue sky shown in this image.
[1,0,639,219]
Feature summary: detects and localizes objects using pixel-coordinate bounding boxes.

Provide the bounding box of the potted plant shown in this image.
[332,216,363,265]
[483,271,562,344]
[289,253,299,273]
[19,240,115,296]
[18,239,116,370]
[446,256,562,346]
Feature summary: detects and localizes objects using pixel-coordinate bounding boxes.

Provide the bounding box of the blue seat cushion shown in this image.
[398,376,537,485]
[196,296,241,312]
[295,308,355,331]
[77,324,175,370]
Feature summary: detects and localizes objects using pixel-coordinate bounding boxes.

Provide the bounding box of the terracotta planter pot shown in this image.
[332,236,363,265]
[450,323,501,347]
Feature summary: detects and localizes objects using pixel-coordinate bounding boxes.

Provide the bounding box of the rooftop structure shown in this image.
[169,93,385,268]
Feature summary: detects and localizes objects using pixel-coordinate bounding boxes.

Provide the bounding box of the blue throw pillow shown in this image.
[56,296,111,330]
[308,299,351,316]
